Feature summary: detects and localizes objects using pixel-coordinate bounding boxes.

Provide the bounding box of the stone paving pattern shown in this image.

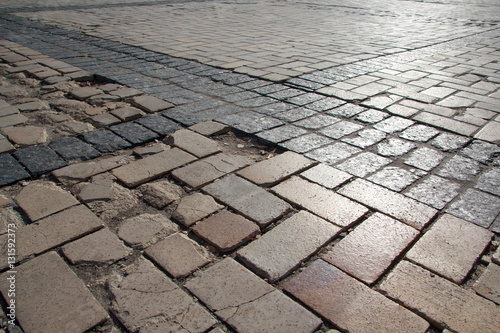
[0,0,499,332]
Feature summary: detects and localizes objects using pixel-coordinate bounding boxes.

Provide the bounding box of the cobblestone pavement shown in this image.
[0,0,499,332]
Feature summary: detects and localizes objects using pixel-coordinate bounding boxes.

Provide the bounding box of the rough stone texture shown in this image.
[109,122,159,145]
[475,167,500,196]
[2,125,47,145]
[0,153,30,186]
[0,252,109,333]
[406,214,493,284]
[431,132,470,152]
[336,152,391,177]
[49,136,101,161]
[494,247,500,265]
[110,257,217,333]
[273,176,368,228]
[460,140,500,164]
[377,138,416,157]
[109,87,142,98]
[256,124,308,143]
[70,86,103,100]
[138,180,184,209]
[0,113,28,128]
[193,210,259,252]
[368,166,422,192]
[379,260,500,333]
[172,193,223,227]
[238,210,340,281]
[166,129,220,158]
[15,181,79,221]
[62,228,132,264]
[203,175,290,227]
[341,128,387,148]
[324,213,419,285]
[436,155,482,181]
[135,114,180,135]
[305,142,361,164]
[185,258,321,333]
[339,179,437,230]
[113,148,196,187]
[284,260,430,333]
[405,175,461,209]
[446,189,500,228]
[404,147,445,171]
[80,130,132,153]
[132,94,174,112]
[145,233,210,278]
[473,263,500,304]
[373,116,414,133]
[237,151,314,186]
[189,121,230,136]
[0,205,103,269]
[319,121,363,139]
[117,213,179,249]
[280,133,332,153]
[300,163,352,189]
[173,153,249,189]
[110,106,144,121]
[78,182,114,202]
[398,124,440,142]
[13,145,67,176]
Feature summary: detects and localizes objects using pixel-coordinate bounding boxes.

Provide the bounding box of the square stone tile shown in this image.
[341,129,387,148]
[368,166,422,192]
[319,121,363,139]
[280,133,333,153]
[431,132,470,152]
[336,152,391,177]
[300,163,352,189]
[305,142,361,165]
[436,155,482,181]
[172,193,224,227]
[13,145,67,176]
[256,125,308,144]
[80,130,132,153]
[373,116,414,133]
[446,189,500,228]
[110,106,144,121]
[405,175,461,209]
[399,124,440,142]
[377,138,416,157]
[475,167,500,196]
[404,147,445,171]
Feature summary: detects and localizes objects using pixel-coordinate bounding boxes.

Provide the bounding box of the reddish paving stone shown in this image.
[62,228,132,264]
[380,260,500,332]
[300,163,352,189]
[172,153,250,189]
[193,210,259,252]
[237,151,314,186]
[132,94,174,113]
[284,260,430,333]
[406,214,493,284]
[323,213,419,285]
[2,125,47,145]
[172,193,224,227]
[338,179,437,230]
[139,179,184,209]
[203,175,290,227]
[117,213,179,249]
[238,210,340,281]
[473,263,500,305]
[185,258,321,333]
[110,257,217,333]
[70,86,103,100]
[189,121,230,136]
[272,176,368,228]
[112,148,196,187]
[15,181,79,221]
[91,113,121,127]
[166,129,220,158]
[145,233,210,278]
[110,106,144,121]
[0,252,109,333]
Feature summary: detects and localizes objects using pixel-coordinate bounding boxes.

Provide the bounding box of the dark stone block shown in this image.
[0,154,30,186]
[49,137,101,161]
[136,114,180,136]
[109,123,159,145]
[80,130,132,153]
[13,145,67,177]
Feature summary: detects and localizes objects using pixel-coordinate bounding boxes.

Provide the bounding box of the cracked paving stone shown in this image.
[135,114,180,136]
[446,189,500,228]
[460,140,500,164]
[305,142,361,165]
[110,122,159,145]
[404,147,445,171]
[336,152,391,178]
[13,145,67,176]
[405,175,461,210]
[172,193,224,227]
[373,116,414,134]
[117,213,179,249]
[475,167,500,196]
[0,153,30,186]
[436,155,482,181]
[341,128,387,148]
[49,137,101,161]
[326,103,366,118]
[368,166,422,192]
[185,258,321,333]
[256,125,307,144]
[377,138,416,157]
[110,257,217,333]
[300,163,352,189]
[139,180,184,209]
[80,130,132,153]
[319,121,363,139]
[399,124,440,142]
[431,132,471,152]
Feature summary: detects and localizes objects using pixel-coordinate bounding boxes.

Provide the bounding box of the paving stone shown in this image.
[113,148,196,187]
[436,155,482,181]
[431,132,470,152]
[473,263,500,304]
[0,154,30,186]
[185,258,321,333]
[172,193,223,227]
[203,175,290,227]
[256,124,308,144]
[139,180,184,209]
[110,122,159,145]
[368,166,422,192]
[13,145,67,176]
[475,167,500,196]
[460,140,500,164]
[90,113,121,127]
[117,213,179,249]
[225,114,284,134]
[88,93,121,105]
[341,128,387,148]
[189,121,230,136]
[284,260,430,333]
[109,87,142,98]
[324,212,418,284]
[133,143,167,157]
[237,151,314,187]
[78,182,114,202]
[373,116,415,133]
[405,175,461,209]
[0,252,109,333]
[49,137,101,161]
[2,125,47,146]
[239,210,340,281]
[406,214,493,284]
[0,205,103,268]
[404,147,445,171]
[413,112,478,136]
[280,133,332,153]
[361,94,403,110]
[80,130,132,153]
[0,113,28,128]
[110,257,217,333]
[379,260,500,333]
[446,189,500,228]
[355,109,389,123]
[399,124,440,142]
[376,138,416,157]
[273,176,368,228]
[193,210,259,252]
[15,181,79,221]
[326,103,366,118]
[336,152,391,177]
[173,153,250,189]
[339,179,437,230]
[165,129,220,158]
[0,138,15,154]
[294,114,340,129]
[145,233,210,278]
[300,163,352,189]
[52,154,131,185]
[305,142,361,165]
[70,86,103,100]
[132,94,174,112]
[494,247,500,265]
[135,114,180,135]
[110,106,144,121]
[62,228,132,264]
[319,121,363,139]
[474,121,500,143]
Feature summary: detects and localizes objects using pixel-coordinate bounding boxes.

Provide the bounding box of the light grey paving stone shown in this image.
[475,167,500,196]
[300,163,352,189]
[406,214,493,284]
[460,140,500,164]
[446,189,500,228]
[305,142,361,165]
[431,132,470,152]
[413,112,478,136]
[339,179,437,230]
[355,109,390,123]
[373,116,414,133]
[280,133,332,153]
[336,152,392,177]
[368,166,422,192]
[341,128,387,148]
[203,175,290,227]
[377,138,416,157]
[404,147,445,171]
[405,175,461,209]
[436,155,482,181]
[238,210,340,281]
[398,124,440,142]
[319,121,363,139]
[165,129,220,158]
